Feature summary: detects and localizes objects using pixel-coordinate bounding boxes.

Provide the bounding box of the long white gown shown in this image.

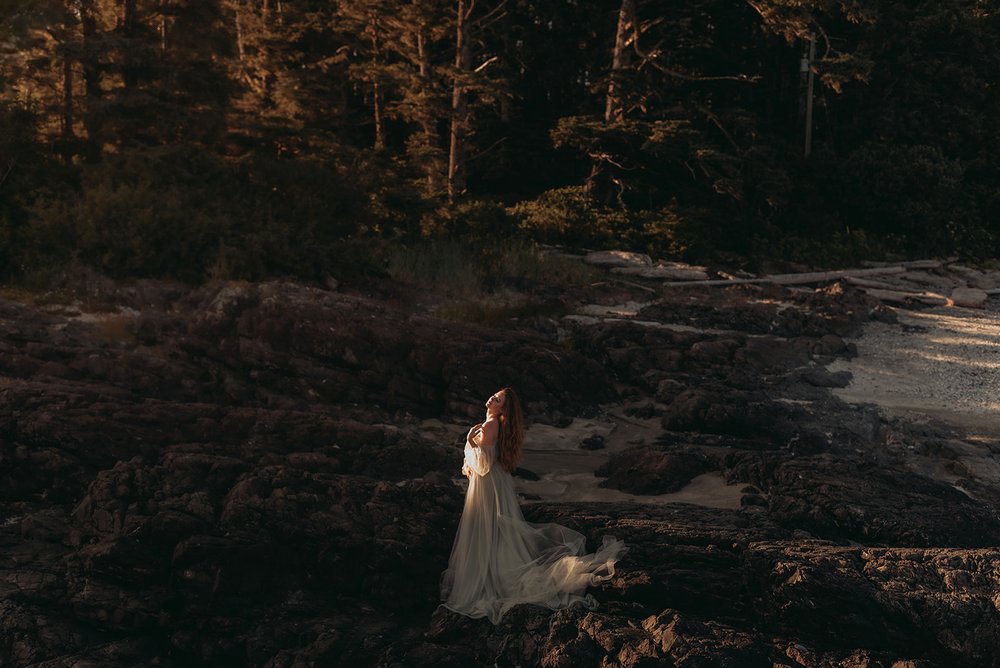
[440,424,627,624]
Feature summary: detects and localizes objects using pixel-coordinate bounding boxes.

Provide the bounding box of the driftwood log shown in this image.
[854,287,950,306]
[662,265,930,287]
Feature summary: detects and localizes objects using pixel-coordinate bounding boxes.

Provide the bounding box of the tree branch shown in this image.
[631,23,759,83]
[473,55,498,73]
[692,103,742,154]
[466,135,507,162]
[0,158,17,190]
[472,0,507,28]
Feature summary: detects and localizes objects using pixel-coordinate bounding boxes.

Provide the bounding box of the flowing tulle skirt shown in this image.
[440,462,626,624]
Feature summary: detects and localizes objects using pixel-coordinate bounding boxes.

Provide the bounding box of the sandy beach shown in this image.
[829,303,1000,437]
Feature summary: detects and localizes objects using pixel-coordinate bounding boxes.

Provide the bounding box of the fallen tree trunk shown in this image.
[856,287,949,306]
[861,259,952,270]
[663,265,914,287]
[843,276,911,291]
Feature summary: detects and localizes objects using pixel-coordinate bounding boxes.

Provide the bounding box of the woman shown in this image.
[439,387,626,624]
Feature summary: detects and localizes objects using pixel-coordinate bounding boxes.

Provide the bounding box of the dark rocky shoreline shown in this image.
[2,273,999,666]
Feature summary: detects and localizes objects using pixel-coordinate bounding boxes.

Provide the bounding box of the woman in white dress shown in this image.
[439,387,627,624]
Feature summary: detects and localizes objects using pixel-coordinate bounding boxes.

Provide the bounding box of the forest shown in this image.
[1,0,999,284]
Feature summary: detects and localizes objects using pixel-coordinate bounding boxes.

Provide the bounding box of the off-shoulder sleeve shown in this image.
[464,440,491,477]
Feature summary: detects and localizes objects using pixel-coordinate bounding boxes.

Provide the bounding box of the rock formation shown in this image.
[2,267,999,666]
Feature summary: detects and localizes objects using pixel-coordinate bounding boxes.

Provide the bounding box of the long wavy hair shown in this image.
[496,387,525,473]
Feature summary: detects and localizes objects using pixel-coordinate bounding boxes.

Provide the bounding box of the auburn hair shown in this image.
[496,387,525,473]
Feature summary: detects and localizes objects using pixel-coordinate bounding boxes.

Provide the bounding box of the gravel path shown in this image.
[829,303,1000,436]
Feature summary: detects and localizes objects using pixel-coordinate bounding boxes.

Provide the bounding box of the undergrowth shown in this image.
[385,238,598,298]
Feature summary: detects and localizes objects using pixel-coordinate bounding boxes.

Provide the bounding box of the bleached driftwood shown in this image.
[590,278,659,294]
[612,265,709,280]
[844,276,911,291]
[662,266,911,287]
[860,259,949,269]
[584,250,652,267]
[856,287,949,306]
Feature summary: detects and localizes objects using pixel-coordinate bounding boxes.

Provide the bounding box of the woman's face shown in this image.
[485,390,506,418]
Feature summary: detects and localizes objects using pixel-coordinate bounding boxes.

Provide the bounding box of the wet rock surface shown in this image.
[2,273,999,666]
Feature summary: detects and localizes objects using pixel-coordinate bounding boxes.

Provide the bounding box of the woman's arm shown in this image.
[464,439,490,477]
[464,421,497,476]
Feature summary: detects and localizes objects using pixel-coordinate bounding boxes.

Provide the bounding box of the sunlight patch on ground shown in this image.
[830,303,1000,429]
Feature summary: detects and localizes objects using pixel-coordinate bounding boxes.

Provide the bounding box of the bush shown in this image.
[25,145,375,283]
[508,186,712,259]
[419,199,513,240]
[831,143,990,256]
[32,148,230,281]
[752,229,888,270]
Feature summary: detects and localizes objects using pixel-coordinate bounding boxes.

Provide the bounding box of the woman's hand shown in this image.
[462,462,472,478]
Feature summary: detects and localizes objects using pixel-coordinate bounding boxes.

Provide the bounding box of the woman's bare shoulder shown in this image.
[480,419,499,445]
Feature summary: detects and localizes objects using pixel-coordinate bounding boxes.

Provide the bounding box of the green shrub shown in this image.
[24,145,375,283]
[31,147,234,281]
[753,228,888,270]
[832,142,989,256]
[508,186,712,259]
[419,199,515,240]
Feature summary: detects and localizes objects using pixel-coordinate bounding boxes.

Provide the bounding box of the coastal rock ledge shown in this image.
[1,277,999,667]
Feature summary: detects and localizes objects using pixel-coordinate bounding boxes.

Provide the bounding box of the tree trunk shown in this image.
[447,0,471,203]
[370,15,384,150]
[587,0,636,203]
[61,20,75,165]
[416,29,438,189]
[119,0,138,89]
[235,0,245,61]
[605,0,635,124]
[78,0,102,161]
[417,30,429,79]
[119,0,136,31]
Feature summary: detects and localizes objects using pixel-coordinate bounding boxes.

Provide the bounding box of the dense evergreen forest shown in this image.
[1,0,999,284]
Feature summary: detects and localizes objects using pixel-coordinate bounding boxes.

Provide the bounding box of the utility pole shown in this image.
[804,34,815,157]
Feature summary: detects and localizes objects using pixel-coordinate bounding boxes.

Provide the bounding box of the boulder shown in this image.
[949,286,988,309]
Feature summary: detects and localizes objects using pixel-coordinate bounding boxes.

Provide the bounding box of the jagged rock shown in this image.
[596,448,712,494]
[2,273,999,667]
[950,286,988,308]
[799,367,852,388]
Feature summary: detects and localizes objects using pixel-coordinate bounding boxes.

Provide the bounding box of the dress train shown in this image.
[440,425,627,624]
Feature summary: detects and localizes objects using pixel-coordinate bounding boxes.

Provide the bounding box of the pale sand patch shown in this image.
[828,304,1000,438]
[829,302,1000,493]
[428,409,744,508]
